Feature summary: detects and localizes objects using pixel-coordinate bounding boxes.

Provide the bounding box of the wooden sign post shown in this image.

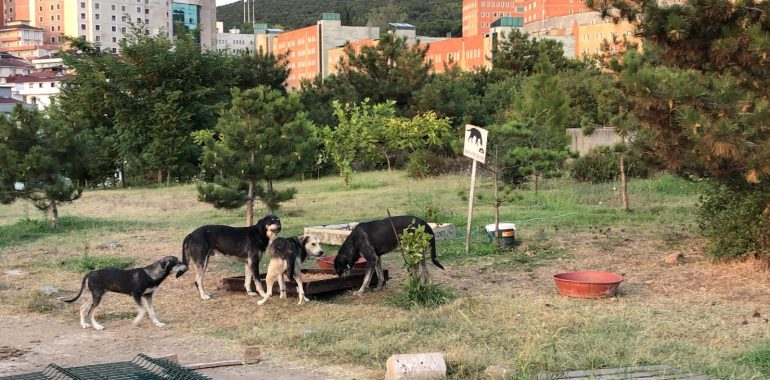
[463,124,488,254]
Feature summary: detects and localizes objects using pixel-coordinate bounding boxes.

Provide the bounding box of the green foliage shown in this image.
[59,251,135,272]
[196,86,317,214]
[323,99,397,186]
[196,180,248,210]
[23,289,62,313]
[0,106,97,228]
[334,33,431,112]
[739,342,770,376]
[387,275,455,310]
[389,222,455,310]
[216,0,460,38]
[406,150,449,179]
[412,66,486,129]
[569,146,650,183]
[492,29,584,76]
[697,179,770,260]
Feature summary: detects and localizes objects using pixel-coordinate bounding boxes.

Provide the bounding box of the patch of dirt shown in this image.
[0,314,357,379]
[0,346,27,361]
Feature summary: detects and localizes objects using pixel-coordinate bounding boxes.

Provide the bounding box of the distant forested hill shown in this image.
[217,0,461,38]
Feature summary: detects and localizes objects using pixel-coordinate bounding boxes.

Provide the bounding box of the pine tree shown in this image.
[0,106,99,228]
[195,86,318,225]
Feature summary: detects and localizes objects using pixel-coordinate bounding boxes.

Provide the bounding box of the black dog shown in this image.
[62,256,187,330]
[181,215,281,300]
[334,215,444,294]
[258,235,324,306]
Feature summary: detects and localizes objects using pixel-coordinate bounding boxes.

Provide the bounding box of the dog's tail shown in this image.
[62,276,87,303]
[422,223,444,270]
[179,234,191,278]
[430,236,444,270]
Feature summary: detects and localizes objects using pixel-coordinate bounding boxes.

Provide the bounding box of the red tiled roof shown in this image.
[0,57,33,68]
[4,71,70,83]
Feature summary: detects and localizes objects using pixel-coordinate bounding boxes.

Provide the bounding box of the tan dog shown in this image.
[258,235,324,305]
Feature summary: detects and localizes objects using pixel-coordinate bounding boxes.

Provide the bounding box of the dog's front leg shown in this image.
[132,295,147,325]
[87,294,104,330]
[143,294,165,327]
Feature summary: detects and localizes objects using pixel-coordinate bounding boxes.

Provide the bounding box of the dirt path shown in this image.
[0,313,348,379]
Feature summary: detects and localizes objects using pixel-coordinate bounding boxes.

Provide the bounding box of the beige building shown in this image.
[0,21,56,59]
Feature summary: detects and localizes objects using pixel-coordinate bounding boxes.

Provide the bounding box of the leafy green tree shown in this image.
[411,66,486,130]
[323,99,396,186]
[227,49,289,92]
[335,33,431,114]
[0,106,101,228]
[195,86,317,224]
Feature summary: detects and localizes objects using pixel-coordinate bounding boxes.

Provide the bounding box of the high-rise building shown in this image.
[0,0,216,56]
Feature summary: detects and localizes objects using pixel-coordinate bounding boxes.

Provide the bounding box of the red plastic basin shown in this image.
[316,255,367,270]
[553,271,623,299]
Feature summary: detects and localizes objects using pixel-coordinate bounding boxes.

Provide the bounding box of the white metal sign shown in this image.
[463,124,488,164]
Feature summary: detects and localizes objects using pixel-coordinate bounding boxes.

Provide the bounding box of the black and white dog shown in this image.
[334,215,444,294]
[62,256,187,330]
[181,215,281,300]
[258,235,324,306]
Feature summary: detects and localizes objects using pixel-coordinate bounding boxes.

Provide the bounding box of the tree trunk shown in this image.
[534,172,540,196]
[267,179,274,213]
[382,147,391,171]
[494,147,500,247]
[157,169,162,184]
[620,154,629,212]
[166,169,171,187]
[50,202,59,229]
[246,151,255,226]
[246,179,254,227]
[120,163,127,188]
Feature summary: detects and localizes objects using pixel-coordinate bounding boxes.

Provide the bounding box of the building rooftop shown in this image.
[388,23,416,31]
[0,56,34,68]
[4,70,70,83]
[0,23,44,32]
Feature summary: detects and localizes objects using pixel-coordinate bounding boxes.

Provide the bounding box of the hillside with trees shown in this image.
[216,0,461,37]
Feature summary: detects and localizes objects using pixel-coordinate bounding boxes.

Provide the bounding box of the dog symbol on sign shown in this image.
[467,127,483,146]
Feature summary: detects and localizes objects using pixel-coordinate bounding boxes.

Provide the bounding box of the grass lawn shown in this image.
[1,170,768,379]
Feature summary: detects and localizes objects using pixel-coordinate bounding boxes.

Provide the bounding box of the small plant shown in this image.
[61,242,135,272]
[23,289,61,313]
[389,221,455,309]
[738,342,770,376]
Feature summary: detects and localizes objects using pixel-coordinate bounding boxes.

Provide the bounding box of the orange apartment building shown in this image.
[326,38,376,76]
[462,0,525,37]
[271,13,378,90]
[573,19,638,57]
[273,24,319,88]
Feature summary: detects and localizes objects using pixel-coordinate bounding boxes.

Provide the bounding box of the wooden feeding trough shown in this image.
[304,222,457,245]
[221,269,389,296]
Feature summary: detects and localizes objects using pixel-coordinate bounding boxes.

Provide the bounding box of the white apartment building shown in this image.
[215,22,255,54]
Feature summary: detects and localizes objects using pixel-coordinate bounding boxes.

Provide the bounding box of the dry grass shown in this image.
[0,171,768,379]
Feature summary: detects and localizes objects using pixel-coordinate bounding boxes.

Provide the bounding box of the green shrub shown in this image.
[388,276,455,310]
[698,178,770,260]
[61,252,135,272]
[569,146,649,183]
[739,341,770,376]
[406,150,448,179]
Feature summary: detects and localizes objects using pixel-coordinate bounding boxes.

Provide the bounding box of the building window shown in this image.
[51,37,55,42]
[57,26,61,31]
[112,47,117,53]
[51,26,54,31]
[95,35,101,41]
[39,6,42,11]
[111,4,116,10]
[95,24,100,30]
[50,15,54,21]
[121,5,126,11]
[39,17,43,22]
[112,25,116,31]
[57,15,60,20]
[95,13,100,20]
[57,4,60,9]
[112,36,117,42]
[81,24,86,30]
[81,13,85,19]
[136,7,141,12]
[112,15,116,21]
[121,26,127,33]
[95,2,99,9]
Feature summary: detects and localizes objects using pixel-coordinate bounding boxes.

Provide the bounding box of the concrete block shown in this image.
[385,352,446,380]
[243,346,261,364]
[484,365,513,379]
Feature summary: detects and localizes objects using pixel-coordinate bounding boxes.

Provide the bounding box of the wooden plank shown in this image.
[222,269,389,296]
[540,365,711,380]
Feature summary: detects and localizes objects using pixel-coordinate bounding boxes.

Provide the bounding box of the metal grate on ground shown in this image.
[537,365,712,379]
[0,354,211,380]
